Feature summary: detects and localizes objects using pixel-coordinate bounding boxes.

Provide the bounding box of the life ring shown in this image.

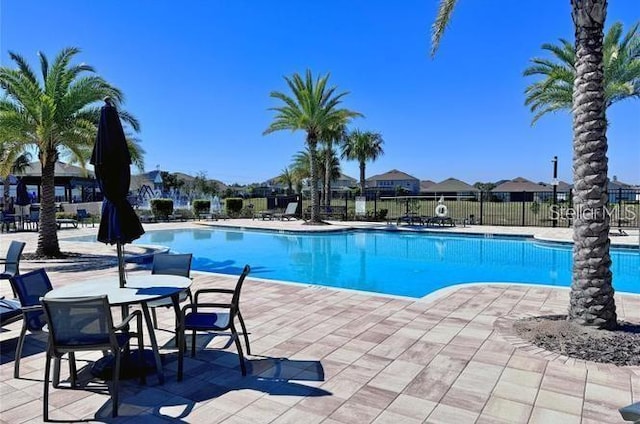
[435,204,448,217]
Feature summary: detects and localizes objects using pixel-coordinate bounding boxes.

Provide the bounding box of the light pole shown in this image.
[552,156,558,228]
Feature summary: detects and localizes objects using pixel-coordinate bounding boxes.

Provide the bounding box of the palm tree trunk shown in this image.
[36,151,62,257]
[359,161,366,195]
[568,0,616,329]
[308,136,321,223]
[324,145,331,207]
[2,177,10,213]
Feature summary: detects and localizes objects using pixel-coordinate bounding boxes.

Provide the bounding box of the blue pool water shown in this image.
[66,228,639,298]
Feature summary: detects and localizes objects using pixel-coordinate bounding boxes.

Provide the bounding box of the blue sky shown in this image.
[1,1,638,185]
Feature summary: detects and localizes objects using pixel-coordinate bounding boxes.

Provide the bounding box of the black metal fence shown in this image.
[288,189,640,227]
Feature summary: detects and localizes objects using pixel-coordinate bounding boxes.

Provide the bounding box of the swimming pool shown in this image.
[66,228,639,298]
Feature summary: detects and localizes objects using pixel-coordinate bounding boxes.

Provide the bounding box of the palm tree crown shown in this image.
[0,47,142,256]
[342,129,384,195]
[524,21,640,124]
[264,70,361,222]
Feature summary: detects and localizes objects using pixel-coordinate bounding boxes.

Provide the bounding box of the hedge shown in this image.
[151,199,173,220]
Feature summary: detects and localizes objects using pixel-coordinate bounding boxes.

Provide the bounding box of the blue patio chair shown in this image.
[178,264,251,380]
[9,268,53,378]
[1,241,26,296]
[41,295,144,420]
[146,253,193,331]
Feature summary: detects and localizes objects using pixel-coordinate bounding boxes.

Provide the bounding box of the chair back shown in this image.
[284,202,298,215]
[42,296,116,351]
[232,265,251,310]
[151,253,192,278]
[76,209,88,220]
[29,210,39,222]
[4,241,26,275]
[10,268,53,331]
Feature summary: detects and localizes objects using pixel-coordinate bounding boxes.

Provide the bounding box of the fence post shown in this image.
[618,187,622,229]
[345,194,349,221]
[521,191,526,226]
[479,191,484,225]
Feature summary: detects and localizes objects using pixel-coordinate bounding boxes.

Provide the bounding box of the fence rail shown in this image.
[279,189,639,227]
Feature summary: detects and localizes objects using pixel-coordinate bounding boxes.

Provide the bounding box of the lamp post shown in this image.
[551,156,558,228]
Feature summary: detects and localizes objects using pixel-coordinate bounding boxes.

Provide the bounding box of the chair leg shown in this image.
[68,352,77,387]
[53,358,61,388]
[230,323,246,376]
[177,326,184,381]
[237,311,251,356]
[191,330,196,358]
[43,355,51,422]
[112,351,120,418]
[137,332,146,385]
[13,321,28,378]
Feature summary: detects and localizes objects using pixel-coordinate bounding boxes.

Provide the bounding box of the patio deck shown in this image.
[1,222,638,423]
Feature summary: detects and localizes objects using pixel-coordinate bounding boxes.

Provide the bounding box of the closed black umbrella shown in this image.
[15,178,30,207]
[15,178,31,227]
[90,98,144,288]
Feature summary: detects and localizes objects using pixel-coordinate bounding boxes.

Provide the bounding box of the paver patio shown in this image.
[1,222,638,423]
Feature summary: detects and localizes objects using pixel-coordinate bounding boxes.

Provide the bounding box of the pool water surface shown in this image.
[67,228,639,298]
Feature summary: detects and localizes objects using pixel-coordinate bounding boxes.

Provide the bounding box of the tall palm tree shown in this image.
[341,129,384,195]
[264,70,361,223]
[321,124,346,206]
[0,47,142,257]
[432,0,617,329]
[524,21,640,124]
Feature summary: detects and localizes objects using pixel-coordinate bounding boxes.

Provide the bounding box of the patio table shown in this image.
[44,274,192,384]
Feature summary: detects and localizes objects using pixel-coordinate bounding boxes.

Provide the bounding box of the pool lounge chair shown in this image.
[274,202,298,221]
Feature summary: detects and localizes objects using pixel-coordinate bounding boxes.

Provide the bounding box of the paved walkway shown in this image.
[1,221,638,423]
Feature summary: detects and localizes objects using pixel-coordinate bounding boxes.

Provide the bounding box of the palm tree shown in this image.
[0,47,142,257]
[524,21,640,124]
[342,129,384,195]
[432,0,617,329]
[264,70,361,223]
[278,167,294,195]
[321,124,346,206]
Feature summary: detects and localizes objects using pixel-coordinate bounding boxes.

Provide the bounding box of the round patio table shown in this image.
[44,274,192,384]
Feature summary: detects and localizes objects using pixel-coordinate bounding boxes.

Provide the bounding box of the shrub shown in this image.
[151,199,173,220]
[226,198,243,217]
[55,212,76,220]
[192,199,210,215]
[376,208,388,221]
[175,208,195,220]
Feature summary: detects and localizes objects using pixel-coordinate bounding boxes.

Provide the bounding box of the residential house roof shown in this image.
[420,180,436,191]
[424,178,479,193]
[366,169,419,181]
[492,177,551,192]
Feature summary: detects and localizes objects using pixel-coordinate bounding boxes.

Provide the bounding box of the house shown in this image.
[491,177,551,202]
[606,177,637,203]
[423,178,479,200]
[366,169,420,195]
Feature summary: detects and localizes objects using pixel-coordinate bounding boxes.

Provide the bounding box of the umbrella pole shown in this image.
[117,242,126,288]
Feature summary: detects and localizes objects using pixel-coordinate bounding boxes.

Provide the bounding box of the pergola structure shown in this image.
[10,161,100,203]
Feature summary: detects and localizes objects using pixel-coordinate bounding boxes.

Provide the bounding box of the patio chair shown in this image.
[76,208,93,227]
[177,264,251,380]
[1,240,26,296]
[0,211,17,232]
[146,253,193,331]
[41,295,144,420]
[25,210,39,230]
[274,202,299,221]
[9,268,53,378]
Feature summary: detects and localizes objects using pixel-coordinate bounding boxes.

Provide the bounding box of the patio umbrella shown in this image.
[15,178,30,212]
[90,98,144,288]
